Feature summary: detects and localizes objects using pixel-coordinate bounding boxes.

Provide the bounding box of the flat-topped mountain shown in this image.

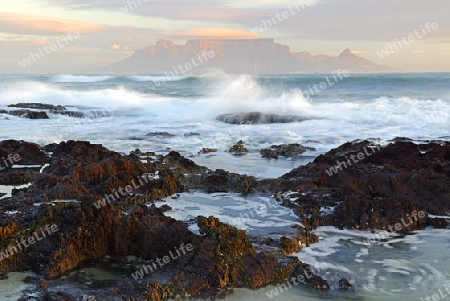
[98,39,389,74]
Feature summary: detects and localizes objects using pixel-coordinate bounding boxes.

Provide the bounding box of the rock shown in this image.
[280,236,301,255]
[43,292,76,301]
[229,140,249,155]
[217,112,306,124]
[8,110,49,119]
[260,143,311,159]
[278,140,450,231]
[338,278,352,290]
[8,103,65,110]
[0,272,8,280]
[198,169,256,194]
[50,110,84,118]
[146,132,175,137]
[199,148,218,154]
[260,148,279,159]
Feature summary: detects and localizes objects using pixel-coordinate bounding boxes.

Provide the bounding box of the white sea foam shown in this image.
[50,75,113,83]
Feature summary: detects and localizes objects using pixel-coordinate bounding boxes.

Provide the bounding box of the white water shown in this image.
[0,74,449,177]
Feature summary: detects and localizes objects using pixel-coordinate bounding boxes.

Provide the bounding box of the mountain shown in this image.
[97,39,389,74]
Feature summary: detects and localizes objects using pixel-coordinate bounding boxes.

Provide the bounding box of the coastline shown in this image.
[0,136,448,300]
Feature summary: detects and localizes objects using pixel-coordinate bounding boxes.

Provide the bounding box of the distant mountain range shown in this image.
[96,39,389,74]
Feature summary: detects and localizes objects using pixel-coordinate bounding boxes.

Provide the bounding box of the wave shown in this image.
[50,75,113,83]
[0,76,448,132]
[128,75,197,83]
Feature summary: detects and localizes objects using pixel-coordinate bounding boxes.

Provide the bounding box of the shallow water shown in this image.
[160,194,450,301]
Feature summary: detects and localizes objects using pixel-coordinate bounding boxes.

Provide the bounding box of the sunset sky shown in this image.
[1,0,449,73]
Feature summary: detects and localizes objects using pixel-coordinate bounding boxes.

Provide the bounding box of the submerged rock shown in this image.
[146,132,175,137]
[217,112,306,124]
[198,148,218,154]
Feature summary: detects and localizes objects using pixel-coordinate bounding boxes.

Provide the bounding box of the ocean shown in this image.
[0,72,449,300]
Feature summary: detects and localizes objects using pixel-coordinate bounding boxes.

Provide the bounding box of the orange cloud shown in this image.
[181,28,261,38]
[0,13,104,35]
[33,39,50,46]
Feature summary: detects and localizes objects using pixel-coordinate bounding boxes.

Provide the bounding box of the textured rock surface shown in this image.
[0,139,333,300]
[260,143,311,159]
[228,140,249,155]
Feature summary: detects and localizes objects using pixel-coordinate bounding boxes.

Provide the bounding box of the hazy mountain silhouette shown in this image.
[96,39,389,74]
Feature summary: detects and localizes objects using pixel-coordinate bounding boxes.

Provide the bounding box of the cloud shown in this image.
[38,0,450,43]
[33,39,50,46]
[0,13,105,36]
[111,43,121,50]
[179,28,260,38]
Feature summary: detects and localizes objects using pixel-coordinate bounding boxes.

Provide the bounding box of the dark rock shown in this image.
[338,278,352,290]
[278,140,450,231]
[280,236,301,255]
[199,148,218,154]
[260,148,279,159]
[146,132,175,137]
[8,103,65,110]
[8,110,49,119]
[50,110,84,118]
[229,140,249,155]
[217,112,306,124]
[43,292,75,301]
[260,143,310,159]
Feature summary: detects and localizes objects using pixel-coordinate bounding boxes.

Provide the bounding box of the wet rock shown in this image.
[260,143,310,159]
[146,132,175,137]
[277,139,450,231]
[338,278,352,290]
[8,103,66,110]
[280,236,301,255]
[260,148,279,159]
[43,292,76,301]
[8,110,49,119]
[229,140,249,155]
[198,169,256,194]
[50,110,84,118]
[217,112,306,124]
[199,148,218,154]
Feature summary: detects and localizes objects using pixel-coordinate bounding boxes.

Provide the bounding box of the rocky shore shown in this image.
[0,138,449,300]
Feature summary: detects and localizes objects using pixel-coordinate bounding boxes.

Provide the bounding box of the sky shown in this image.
[0,0,449,73]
